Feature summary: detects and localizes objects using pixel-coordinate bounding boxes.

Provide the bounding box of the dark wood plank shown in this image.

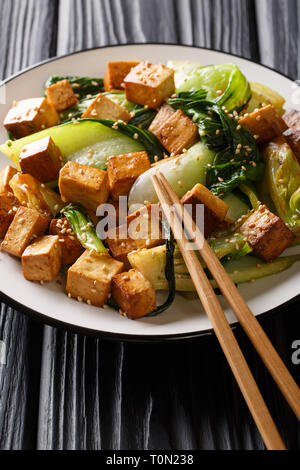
[0,0,59,450]
[255,0,300,79]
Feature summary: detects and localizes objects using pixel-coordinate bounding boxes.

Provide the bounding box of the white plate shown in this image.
[0,44,299,341]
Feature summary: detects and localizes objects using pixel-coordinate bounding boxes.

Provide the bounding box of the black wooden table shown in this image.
[0,0,299,451]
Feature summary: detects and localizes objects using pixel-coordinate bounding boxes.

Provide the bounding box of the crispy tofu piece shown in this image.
[148,104,175,135]
[22,235,62,282]
[4,98,59,139]
[283,128,300,162]
[1,207,49,257]
[104,61,141,91]
[49,218,84,266]
[46,79,78,112]
[81,93,131,122]
[181,184,229,238]
[155,110,198,155]
[112,268,156,319]
[124,62,175,109]
[0,193,20,238]
[127,204,163,249]
[66,250,123,307]
[283,109,300,130]
[0,166,18,194]
[107,199,128,227]
[106,224,138,269]
[59,161,109,212]
[107,151,151,200]
[239,205,295,261]
[239,105,288,144]
[19,136,63,183]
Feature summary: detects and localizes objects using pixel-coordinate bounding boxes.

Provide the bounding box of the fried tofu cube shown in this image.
[154,110,198,155]
[22,235,62,282]
[283,128,300,162]
[49,218,84,266]
[104,61,141,91]
[1,207,49,257]
[284,109,300,130]
[19,136,63,183]
[107,151,151,200]
[148,104,175,134]
[0,193,20,238]
[4,98,59,139]
[81,93,131,122]
[112,268,156,319]
[181,184,229,238]
[239,205,295,261]
[124,62,175,109]
[106,199,128,228]
[127,204,163,249]
[239,105,288,144]
[59,161,109,212]
[66,250,123,307]
[106,224,138,268]
[0,166,18,194]
[46,79,78,112]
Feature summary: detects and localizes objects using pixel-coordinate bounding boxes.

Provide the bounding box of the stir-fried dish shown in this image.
[0,60,299,320]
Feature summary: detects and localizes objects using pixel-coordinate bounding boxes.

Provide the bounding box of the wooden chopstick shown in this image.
[151,173,286,450]
[157,172,300,423]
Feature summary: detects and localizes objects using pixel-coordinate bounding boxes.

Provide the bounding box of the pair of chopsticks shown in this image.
[152,172,300,451]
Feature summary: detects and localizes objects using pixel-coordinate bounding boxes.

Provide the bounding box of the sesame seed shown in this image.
[91,81,99,86]
[77,297,83,302]
[218,177,224,182]
[40,280,44,285]
[236,125,241,131]
[68,293,72,299]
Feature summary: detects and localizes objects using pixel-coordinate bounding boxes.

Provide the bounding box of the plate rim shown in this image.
[0,42,299,342]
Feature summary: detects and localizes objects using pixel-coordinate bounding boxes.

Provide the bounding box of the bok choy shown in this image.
[168,91,265,196]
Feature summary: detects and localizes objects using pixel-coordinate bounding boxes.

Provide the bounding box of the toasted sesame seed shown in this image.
[68,293,72,299]
[77,297,83,302]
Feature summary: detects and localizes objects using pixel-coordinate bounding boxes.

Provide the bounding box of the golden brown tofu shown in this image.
[112,268,156,319]
[283,109,300,130]
[181,184,229,238]
[9,173,63,219]
[283,128,300,162]
[127,204,163,249]
[104,61,141,91]
[4,98,59,139]
[46,79,78,112]
[155,110,198,155]
[0,166,18,194]
[59,161,109,212]
[19,136,63,183]
[1,207,49,257]
[49,218,84,266]
[148,104,175,134]
[124,62,175,109]
[66,250,123,307]
[106,199,128,228]
[0,193,20,238]
[22,235,62,282]
[107,151,151,200]
[239,205,295,261]
[239,105,288,144]
[81,93,131,122]
[106,224,138,269]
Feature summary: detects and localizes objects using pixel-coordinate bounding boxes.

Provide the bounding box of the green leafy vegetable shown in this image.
[44,75,104,100]
[168,61,251,112]
[147,220,176,317]
[95,119,167,162]
[263,138,300,232]
[62,203,107,253]
[168,91,265,195]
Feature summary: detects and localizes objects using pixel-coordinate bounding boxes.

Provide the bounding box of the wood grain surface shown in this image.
[0,0,299,451]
